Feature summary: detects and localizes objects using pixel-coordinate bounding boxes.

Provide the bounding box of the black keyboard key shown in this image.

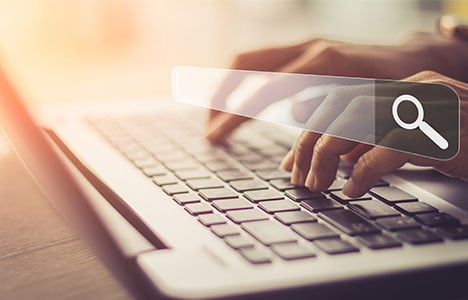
[256,170,291,181]
[175,169,211,180]
[224,235,255,249]
[238,248,271,264]
[348,200,400,219]
[330,191,372,203]
[152,174,179,186]
[184,202,213,215]
[274,211,317,225]
[435,225,468,240]
[230,179,269,192]
[396,201,438,215]
[173,193,201,205]
[226,209,269,224]
[258,200,300,214]
[414,213,460,227]
[375,216,420,231]
[212,199,253,212]
[198,214,226,226]
[198,188,238,201]
[336,162,353,179]
[242,220,297,245]
[186,178,224,190]
[357,234,402,249]
[301,198,343,212]
[285,188,325,201]
[314,239,359,254]
[216,169,253,181]
[163,183,189,195]
[319,209,380,236]
[396,228,443,244]
[370,186,417,204]
[270,179,296,191]
[211,224,240,237]
[326,178,347,192]
[291,223,339,240]
[271,243,316,260]
[244,189,284,202]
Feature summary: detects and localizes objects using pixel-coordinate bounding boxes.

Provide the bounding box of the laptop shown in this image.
[1,63,468,300]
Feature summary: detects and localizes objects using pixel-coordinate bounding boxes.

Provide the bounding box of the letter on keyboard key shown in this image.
[319,209,380,236]
[242,220,297,245]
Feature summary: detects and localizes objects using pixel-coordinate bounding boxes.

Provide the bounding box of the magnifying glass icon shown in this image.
[392,94,449,150]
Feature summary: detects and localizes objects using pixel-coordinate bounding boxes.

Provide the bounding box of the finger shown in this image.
[209,42,311,122]
[280,149,294,171]
[205,112,250,143]
[341,143,373,164]
[306,135,358,191]
[291,130,321,185]
[344,147,408,197]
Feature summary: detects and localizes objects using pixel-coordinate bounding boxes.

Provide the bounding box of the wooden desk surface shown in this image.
[0,145,131,300]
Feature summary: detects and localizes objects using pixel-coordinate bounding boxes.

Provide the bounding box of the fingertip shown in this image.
[280,150,294,171]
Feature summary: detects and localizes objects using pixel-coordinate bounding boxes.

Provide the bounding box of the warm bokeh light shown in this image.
[0,0,466,106]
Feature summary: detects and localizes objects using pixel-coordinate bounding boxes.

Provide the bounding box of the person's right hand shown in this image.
[206,33,468,143]
[280,71,468,197]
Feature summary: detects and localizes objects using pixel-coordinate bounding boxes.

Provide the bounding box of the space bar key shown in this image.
[241,220,297,245]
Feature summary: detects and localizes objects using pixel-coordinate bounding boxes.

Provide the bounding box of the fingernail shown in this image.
[305,173,315,190]
[291,168,299,185]
[343,178,357,197]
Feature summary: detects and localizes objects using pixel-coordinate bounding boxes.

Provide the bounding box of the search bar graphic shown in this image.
[172,66,460,160]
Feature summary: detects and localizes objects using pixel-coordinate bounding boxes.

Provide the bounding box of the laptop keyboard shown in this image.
[86,110,468,264]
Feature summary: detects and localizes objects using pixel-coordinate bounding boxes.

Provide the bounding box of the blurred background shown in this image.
[0,0,466,106]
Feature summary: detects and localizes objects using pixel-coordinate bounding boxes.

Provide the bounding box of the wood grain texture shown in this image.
[0,148,130,300]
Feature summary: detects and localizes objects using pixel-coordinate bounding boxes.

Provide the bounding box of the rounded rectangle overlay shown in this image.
[172,66,459,160]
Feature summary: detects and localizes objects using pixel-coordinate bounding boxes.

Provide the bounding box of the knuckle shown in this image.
[294,132,314,164]
[356,151,380,176]
[312,136,327,158]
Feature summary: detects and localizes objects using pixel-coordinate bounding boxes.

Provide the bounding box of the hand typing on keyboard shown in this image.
[205,35,468,197]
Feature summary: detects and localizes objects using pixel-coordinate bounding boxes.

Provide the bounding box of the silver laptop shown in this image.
[1,65,468,300]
